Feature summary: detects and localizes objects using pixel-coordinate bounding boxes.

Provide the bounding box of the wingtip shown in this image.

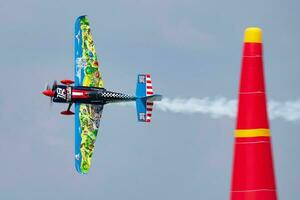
[78,15,88,18]
[75,164,89,175]
[76,15,88,22]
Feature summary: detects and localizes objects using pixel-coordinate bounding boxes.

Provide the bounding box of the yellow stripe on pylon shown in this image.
[244,27,262,43]
[235,129,270,138]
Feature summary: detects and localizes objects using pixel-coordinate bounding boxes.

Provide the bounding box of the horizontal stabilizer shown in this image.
[144,94,163,102]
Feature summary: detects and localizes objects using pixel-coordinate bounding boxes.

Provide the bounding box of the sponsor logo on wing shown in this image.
[75,58,87,83]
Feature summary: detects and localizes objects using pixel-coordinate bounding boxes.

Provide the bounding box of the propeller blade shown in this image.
[44,83,50,91]
[44,81,55,106]
[52,80,57,91]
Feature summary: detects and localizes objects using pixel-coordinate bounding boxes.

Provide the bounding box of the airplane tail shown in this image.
[135,74,162,122]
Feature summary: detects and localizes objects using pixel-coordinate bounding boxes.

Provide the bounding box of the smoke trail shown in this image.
[268,99,300,121]
[156,97,300,122]
[156,97,237,118]
[118,97,300,122]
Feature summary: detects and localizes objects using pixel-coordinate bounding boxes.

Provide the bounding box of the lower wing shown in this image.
[74,103,104,174]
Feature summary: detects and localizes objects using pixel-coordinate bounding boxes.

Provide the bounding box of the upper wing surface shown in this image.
[75,16,104,88]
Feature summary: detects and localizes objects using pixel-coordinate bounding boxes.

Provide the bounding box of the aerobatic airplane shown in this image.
[42,16,162,174]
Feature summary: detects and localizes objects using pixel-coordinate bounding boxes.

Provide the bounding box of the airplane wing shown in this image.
[74,15,104,88]
[74,16,104,174]
[74,103,103,174]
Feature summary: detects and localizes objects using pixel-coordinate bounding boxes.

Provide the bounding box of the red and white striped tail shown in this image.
[136,73,161,123]
[146,74,154,96]
[145,74,154,122]
[145,101,154,122]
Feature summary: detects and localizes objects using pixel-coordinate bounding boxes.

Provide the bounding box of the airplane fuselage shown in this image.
[52,85,136,105]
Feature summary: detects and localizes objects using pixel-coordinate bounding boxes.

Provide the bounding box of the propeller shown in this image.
[43,81,57,105]
[50,80,58,105]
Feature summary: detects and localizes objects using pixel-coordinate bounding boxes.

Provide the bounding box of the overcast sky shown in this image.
[0,0,299,199]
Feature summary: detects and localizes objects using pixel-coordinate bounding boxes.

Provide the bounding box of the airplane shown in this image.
[42,16,162,174]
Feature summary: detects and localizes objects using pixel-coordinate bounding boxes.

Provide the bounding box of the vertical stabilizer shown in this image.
[135,74,161,122]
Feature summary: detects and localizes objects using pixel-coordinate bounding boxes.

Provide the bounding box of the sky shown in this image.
[0,0,300,199]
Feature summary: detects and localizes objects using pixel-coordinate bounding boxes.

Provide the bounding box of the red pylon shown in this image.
[230,27,277,200]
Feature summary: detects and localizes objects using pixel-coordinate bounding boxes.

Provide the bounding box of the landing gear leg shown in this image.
[61,103,74,115]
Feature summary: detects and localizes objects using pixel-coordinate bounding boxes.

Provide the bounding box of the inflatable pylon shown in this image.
[230,27,277,200]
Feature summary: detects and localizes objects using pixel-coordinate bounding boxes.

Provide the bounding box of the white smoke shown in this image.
[118,97,300,122]
[268,99,300,121]
[156,97,300,122]
[156,97,237,118]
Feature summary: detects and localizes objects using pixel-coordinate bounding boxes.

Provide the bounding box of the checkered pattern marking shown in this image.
[101,92,132,99]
